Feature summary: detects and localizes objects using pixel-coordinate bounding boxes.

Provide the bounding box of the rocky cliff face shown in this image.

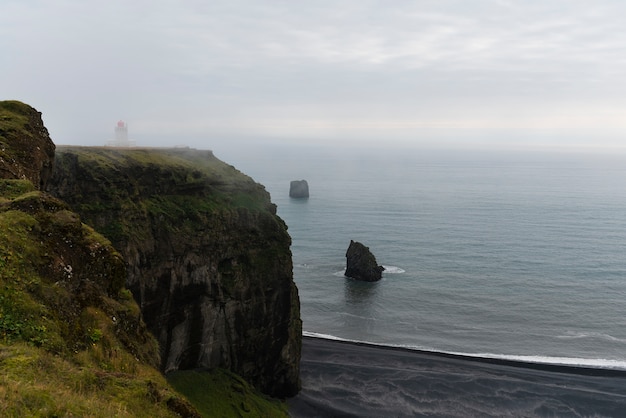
[48,147,302,397]
[0,101,200,416]
[0,100,55,190]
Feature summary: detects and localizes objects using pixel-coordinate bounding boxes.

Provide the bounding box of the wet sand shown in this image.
[288,336,626,417]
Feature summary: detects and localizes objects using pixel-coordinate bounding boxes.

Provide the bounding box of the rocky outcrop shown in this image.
[289,180,309,198]
[345,240,385,282]
[0,101,55,189]
[0,101,201,416]
[48,146,302,398]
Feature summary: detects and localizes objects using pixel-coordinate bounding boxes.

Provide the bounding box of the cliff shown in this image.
[0,100,200,416]
[48,146,302,397]
[0,100,296,415]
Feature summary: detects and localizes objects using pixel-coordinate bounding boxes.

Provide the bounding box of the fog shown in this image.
[2,1,626,153]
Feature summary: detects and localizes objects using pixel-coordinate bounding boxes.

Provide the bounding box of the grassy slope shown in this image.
[0,179,190,417]
[167,369,289,418]
[53,146,277,245]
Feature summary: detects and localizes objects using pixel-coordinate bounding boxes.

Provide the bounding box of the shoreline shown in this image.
[289,336,626,417]
[301,335,626,378]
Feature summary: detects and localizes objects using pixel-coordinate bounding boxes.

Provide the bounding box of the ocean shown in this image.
[217,144,626,370]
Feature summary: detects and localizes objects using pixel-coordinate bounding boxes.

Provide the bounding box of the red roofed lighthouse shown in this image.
[115,120,128,142]
[107,120,135,147]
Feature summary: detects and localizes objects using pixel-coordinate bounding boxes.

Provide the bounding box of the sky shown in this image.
[2,0,626,152]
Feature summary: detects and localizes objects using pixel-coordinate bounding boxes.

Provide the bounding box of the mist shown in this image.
[3,1,626,153]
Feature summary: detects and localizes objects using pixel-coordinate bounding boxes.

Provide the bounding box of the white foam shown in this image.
[304,331,349,341]
[382,265,405,274]
[303,332,626,370]
[448,352,626,370]
[295,263,313,269]
[557,331,626,344]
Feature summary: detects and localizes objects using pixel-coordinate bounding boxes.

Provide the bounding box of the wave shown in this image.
[302,331,626,371]
[382,265,405,274]
[556,331,626,344]
[294,263,314,269]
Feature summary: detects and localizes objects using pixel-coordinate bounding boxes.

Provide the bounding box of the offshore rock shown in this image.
[345,240,385,282]
[289,180,309,198]
[0,100,55,189]
[48,146,302,398]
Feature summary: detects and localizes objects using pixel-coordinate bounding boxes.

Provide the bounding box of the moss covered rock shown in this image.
[0,101,55,190]
[49,146,302,398]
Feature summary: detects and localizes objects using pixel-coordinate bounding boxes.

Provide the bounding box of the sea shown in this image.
[216,143,626,371]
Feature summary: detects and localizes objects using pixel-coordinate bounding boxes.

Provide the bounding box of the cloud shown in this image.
[2,0,626,149]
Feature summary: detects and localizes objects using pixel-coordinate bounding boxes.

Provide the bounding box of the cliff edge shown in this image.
[48,146,302,397]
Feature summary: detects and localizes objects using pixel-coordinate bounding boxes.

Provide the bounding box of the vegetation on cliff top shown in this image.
[51,146,280,244]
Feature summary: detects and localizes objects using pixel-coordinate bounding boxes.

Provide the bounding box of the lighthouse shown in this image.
[107,120,135,147]
[115,120,127,142]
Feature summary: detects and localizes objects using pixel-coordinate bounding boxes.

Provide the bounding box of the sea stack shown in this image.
[345,240,385,282]
[289,180,309,198]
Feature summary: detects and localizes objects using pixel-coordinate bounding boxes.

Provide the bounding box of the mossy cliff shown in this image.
[0,100,296,416]
[0,100,55,190]
[0,100,200,416]
[47,148,301,397]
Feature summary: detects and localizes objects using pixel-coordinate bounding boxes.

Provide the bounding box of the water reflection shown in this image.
[342,278,381,338]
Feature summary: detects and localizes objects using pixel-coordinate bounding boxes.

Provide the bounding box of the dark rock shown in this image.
[345,240,384,282]
[0,100,55,190]
[289,180,309,198]
[48,146,302,398]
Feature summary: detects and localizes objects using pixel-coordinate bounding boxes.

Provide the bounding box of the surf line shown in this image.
[302,332,626,377]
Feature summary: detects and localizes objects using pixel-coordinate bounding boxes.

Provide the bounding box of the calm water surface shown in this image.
[219,145,626,368]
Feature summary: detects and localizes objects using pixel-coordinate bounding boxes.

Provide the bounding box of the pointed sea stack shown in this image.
[345,240,385,282]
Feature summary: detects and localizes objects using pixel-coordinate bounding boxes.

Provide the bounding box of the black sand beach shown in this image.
[288,336,626,417]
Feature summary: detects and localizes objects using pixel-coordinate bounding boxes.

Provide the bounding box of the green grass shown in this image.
[0,184,199,416]
[0,180,35,200]
[0,101,31,143]
[167,368,288,418]
[0,342,192,418]
[51,146,276,254]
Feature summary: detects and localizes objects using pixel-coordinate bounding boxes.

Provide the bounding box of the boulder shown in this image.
[345,240,384,282]
[289,180,309,198]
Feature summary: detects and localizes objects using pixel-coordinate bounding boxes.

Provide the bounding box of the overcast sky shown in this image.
[2,0,626,151]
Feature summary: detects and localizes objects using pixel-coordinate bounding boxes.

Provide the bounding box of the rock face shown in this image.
[289,180,309,198]
[0,101,55,189]
[48,146,302,398]
[345,240,385,282]
[0,100,201,416]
